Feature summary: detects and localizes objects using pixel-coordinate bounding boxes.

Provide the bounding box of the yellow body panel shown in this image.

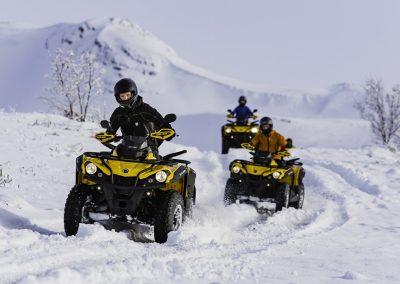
[232,162,288,178]
[291,166,302,187]
[82,155,183,182]
[233,126,252,132]
[225,125,255,133]
[167,178,185,195]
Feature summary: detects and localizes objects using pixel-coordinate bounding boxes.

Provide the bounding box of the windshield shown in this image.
[122,135,148,150]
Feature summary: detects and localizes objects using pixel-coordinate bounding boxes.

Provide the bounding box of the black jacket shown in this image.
[109,96,170,137]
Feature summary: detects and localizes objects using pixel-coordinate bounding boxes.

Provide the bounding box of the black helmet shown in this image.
[260,116,273,134]
[114,78,138,108]
[260,116,273,126]
[238,96,247,106]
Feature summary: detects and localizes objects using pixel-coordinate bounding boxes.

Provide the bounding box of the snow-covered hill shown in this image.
[0,18,362,118]
[0,112,398,283]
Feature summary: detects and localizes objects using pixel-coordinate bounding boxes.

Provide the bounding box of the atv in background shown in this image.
[224,143,305,213]
[64,114,197,243]
[221,109,259,154]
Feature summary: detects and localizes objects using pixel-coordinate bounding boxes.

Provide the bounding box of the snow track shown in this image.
[0,113,399,283]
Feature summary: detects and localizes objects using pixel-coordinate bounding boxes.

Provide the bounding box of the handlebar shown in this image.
[163,150,187,160]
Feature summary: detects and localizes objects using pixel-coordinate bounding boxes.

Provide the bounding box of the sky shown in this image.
[0,0,400,89]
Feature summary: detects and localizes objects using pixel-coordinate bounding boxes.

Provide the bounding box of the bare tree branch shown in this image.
[43,49,105,121]
[355,78,400,145]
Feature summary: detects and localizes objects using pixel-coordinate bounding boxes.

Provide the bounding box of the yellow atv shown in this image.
[221,109,259,154]
[64,114,197,243]
[224,143,305,213]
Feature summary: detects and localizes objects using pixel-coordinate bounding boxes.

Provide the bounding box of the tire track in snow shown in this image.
[0,153,356,283]
[316,161,380,196]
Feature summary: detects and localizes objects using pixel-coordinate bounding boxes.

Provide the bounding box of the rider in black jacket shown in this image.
[109,78,173,155]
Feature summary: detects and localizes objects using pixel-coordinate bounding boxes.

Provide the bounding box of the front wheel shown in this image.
[64,185,90,236]
[224,179,241,206]
[275,183,290,211]
[290,183,305,209]
[154,191,184,243]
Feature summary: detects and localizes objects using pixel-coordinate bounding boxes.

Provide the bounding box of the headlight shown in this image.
[272,172,281,179]
[225,127,232,133]
[155,171,168,182]
[232,166,241,174]
[251,127,258,133]
[86,163,97,175]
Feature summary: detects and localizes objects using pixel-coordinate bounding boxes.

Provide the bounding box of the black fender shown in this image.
[76,155,83,172]
[299,167,305,184]
[75,155,84,184]
[185,168,196,205]
[169,165,187,183]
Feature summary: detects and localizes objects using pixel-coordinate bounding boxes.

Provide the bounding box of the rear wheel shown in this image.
[64,185,90,236]
[224,178,241,206]
[154,191,184,243]
[290,183,305,209]
[275,183,290,211]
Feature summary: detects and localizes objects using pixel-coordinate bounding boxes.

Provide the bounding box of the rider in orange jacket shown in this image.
[251,117,287,155]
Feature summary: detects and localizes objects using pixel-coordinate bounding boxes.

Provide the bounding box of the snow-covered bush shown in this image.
[44,49,105,122]
[355,78,400,146]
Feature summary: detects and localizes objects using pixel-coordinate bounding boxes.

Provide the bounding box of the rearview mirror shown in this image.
[286,138,293,148]
[227,109,232,113]
[253,109,258,112]
[164,113,176,124]
[100,120,110,129]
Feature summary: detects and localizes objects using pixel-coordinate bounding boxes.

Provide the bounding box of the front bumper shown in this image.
[232,175,279,199]
[101,184,147,215]
[86,175,165,216]
[223,132,255,148]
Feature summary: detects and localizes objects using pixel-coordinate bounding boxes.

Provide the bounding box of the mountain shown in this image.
[0,18,362,118]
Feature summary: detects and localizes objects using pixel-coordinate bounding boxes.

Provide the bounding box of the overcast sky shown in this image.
[1,0,399,88]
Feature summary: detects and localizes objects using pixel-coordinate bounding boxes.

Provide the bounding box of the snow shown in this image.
[0,16,399,283]
[0,111,399,283]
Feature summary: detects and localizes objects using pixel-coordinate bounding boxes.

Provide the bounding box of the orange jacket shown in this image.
[251,130,287,153]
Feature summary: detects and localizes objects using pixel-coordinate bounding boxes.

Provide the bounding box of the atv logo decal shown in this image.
[123,169,129,173]
[150,128,175,140]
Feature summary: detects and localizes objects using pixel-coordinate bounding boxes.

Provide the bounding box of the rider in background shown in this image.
[251,116,287,159]
[230,96,254,125]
